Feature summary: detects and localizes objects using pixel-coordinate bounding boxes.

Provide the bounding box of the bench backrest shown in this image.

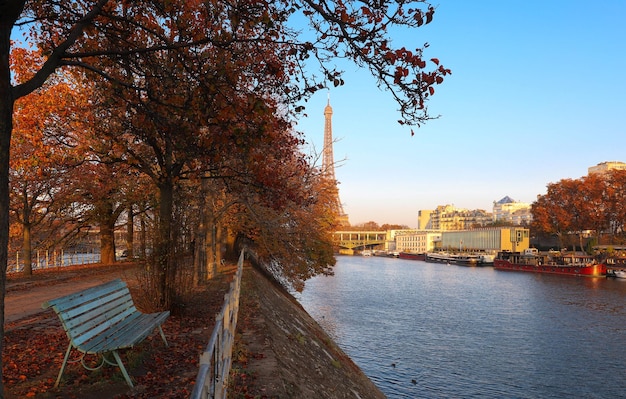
[42,279,138,348]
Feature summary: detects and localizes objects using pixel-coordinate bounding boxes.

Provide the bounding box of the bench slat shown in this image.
[84,312,170,353]
[61,295,134,331]
[70,306,139,348]
[43,279,128,310]
[55,289,133,322]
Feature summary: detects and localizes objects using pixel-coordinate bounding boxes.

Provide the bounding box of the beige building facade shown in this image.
[492,196,532,225]
[417,210,433,230]
[395,230,442,254]
[588,161,626,175]
[424,205,493,231]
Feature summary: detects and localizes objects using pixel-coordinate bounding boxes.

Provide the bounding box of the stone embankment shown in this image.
[233,266,387,399]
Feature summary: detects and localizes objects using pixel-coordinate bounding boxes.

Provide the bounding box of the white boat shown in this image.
[613,270,626,279]
[362,250,372,257]
[478,254,495,265]
[426,251,494,266]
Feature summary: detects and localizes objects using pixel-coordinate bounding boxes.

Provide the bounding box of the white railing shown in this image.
[8,250,101,273]
[190,249,244,399]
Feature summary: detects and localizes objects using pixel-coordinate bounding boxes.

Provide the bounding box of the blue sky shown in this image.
[295,1,626,228]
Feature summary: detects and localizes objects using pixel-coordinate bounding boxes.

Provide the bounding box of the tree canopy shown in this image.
[0,1,448,395]
[531,170,626,250]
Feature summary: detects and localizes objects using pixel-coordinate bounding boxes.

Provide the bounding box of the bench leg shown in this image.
[54,343,73,388]
[158,325,168,347]
[111,350,134,388]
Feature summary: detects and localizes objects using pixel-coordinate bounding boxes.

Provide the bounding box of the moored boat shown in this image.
[454,254,480,266]
[494,249,606,277]
[398,252,426,261]
[614,270,626,279]
[606,269,626,279]
[425,251,494,266]
[425,252,454,263]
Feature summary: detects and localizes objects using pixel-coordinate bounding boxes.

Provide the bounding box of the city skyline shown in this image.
[295,1,626,228]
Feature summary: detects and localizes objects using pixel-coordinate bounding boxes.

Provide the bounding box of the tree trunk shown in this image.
[156,178,175,310]
[97,199,117,264]
[209,223,217,278]
[0,15,17,397]
[193,226,206,285]
[193,206,207,285]
[140,212,147,259]
[215,222,224,272]
[22,222,32,275]
[192,180,207,285]
[100,217,116,264]
[126,205,134,259]
[579,232,584,254]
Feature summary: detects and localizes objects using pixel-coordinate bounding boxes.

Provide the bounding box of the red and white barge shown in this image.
[494,249,606,277]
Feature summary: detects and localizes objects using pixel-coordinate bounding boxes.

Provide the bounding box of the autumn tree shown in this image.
[82,42,299,309]
[1,1,448,393]
[532,181,575,249]
[578,173,609,245]
[532,172,626,251]
[225,146,339,291]
[9,47,89,274]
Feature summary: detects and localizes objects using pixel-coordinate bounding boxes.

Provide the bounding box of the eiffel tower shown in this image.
[323,94,350,227]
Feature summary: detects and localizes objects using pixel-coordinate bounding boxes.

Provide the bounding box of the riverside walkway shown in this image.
[5,263,140,325]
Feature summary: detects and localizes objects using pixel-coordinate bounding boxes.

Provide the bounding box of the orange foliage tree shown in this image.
[532,170,626,251]
[9,47,89,275]
[0,1,449,391]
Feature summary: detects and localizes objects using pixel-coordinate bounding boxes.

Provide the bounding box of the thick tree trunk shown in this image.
[156,178,175,310]
[0,13,18,396]
[100,217,116,264]
[22,222,32,275]
[96,199,117,264]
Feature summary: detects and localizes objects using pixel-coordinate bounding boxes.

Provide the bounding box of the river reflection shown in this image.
[296,256,626,398]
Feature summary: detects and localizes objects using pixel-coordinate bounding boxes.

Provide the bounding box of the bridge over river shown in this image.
[332,231,388,254]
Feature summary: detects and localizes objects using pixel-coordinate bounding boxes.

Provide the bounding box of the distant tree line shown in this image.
[343,221,411,231]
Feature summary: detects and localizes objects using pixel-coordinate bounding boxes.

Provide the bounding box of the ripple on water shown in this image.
[298,256,626,398]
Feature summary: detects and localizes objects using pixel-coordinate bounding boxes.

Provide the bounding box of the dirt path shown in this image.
[5,263,141,327]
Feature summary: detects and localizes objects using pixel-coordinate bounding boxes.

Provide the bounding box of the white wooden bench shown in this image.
[42,278,170,388]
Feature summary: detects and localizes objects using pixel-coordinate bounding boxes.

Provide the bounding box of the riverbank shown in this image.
[231,266,386,398]
[3,261,386,398]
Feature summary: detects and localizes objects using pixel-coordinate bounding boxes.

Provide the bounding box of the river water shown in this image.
[296,255,626,398]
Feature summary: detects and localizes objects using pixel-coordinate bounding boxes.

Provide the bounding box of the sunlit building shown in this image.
[417,210,433,230]
[395,230,442,254]
[492,196,532,225]
[425,205,492,231]
[438,227,530,253]
[588,161,626,175]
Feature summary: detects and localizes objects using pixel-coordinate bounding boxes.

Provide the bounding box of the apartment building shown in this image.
[588,161,626,175]
[492,196,532,225]
[426,205,492,231]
